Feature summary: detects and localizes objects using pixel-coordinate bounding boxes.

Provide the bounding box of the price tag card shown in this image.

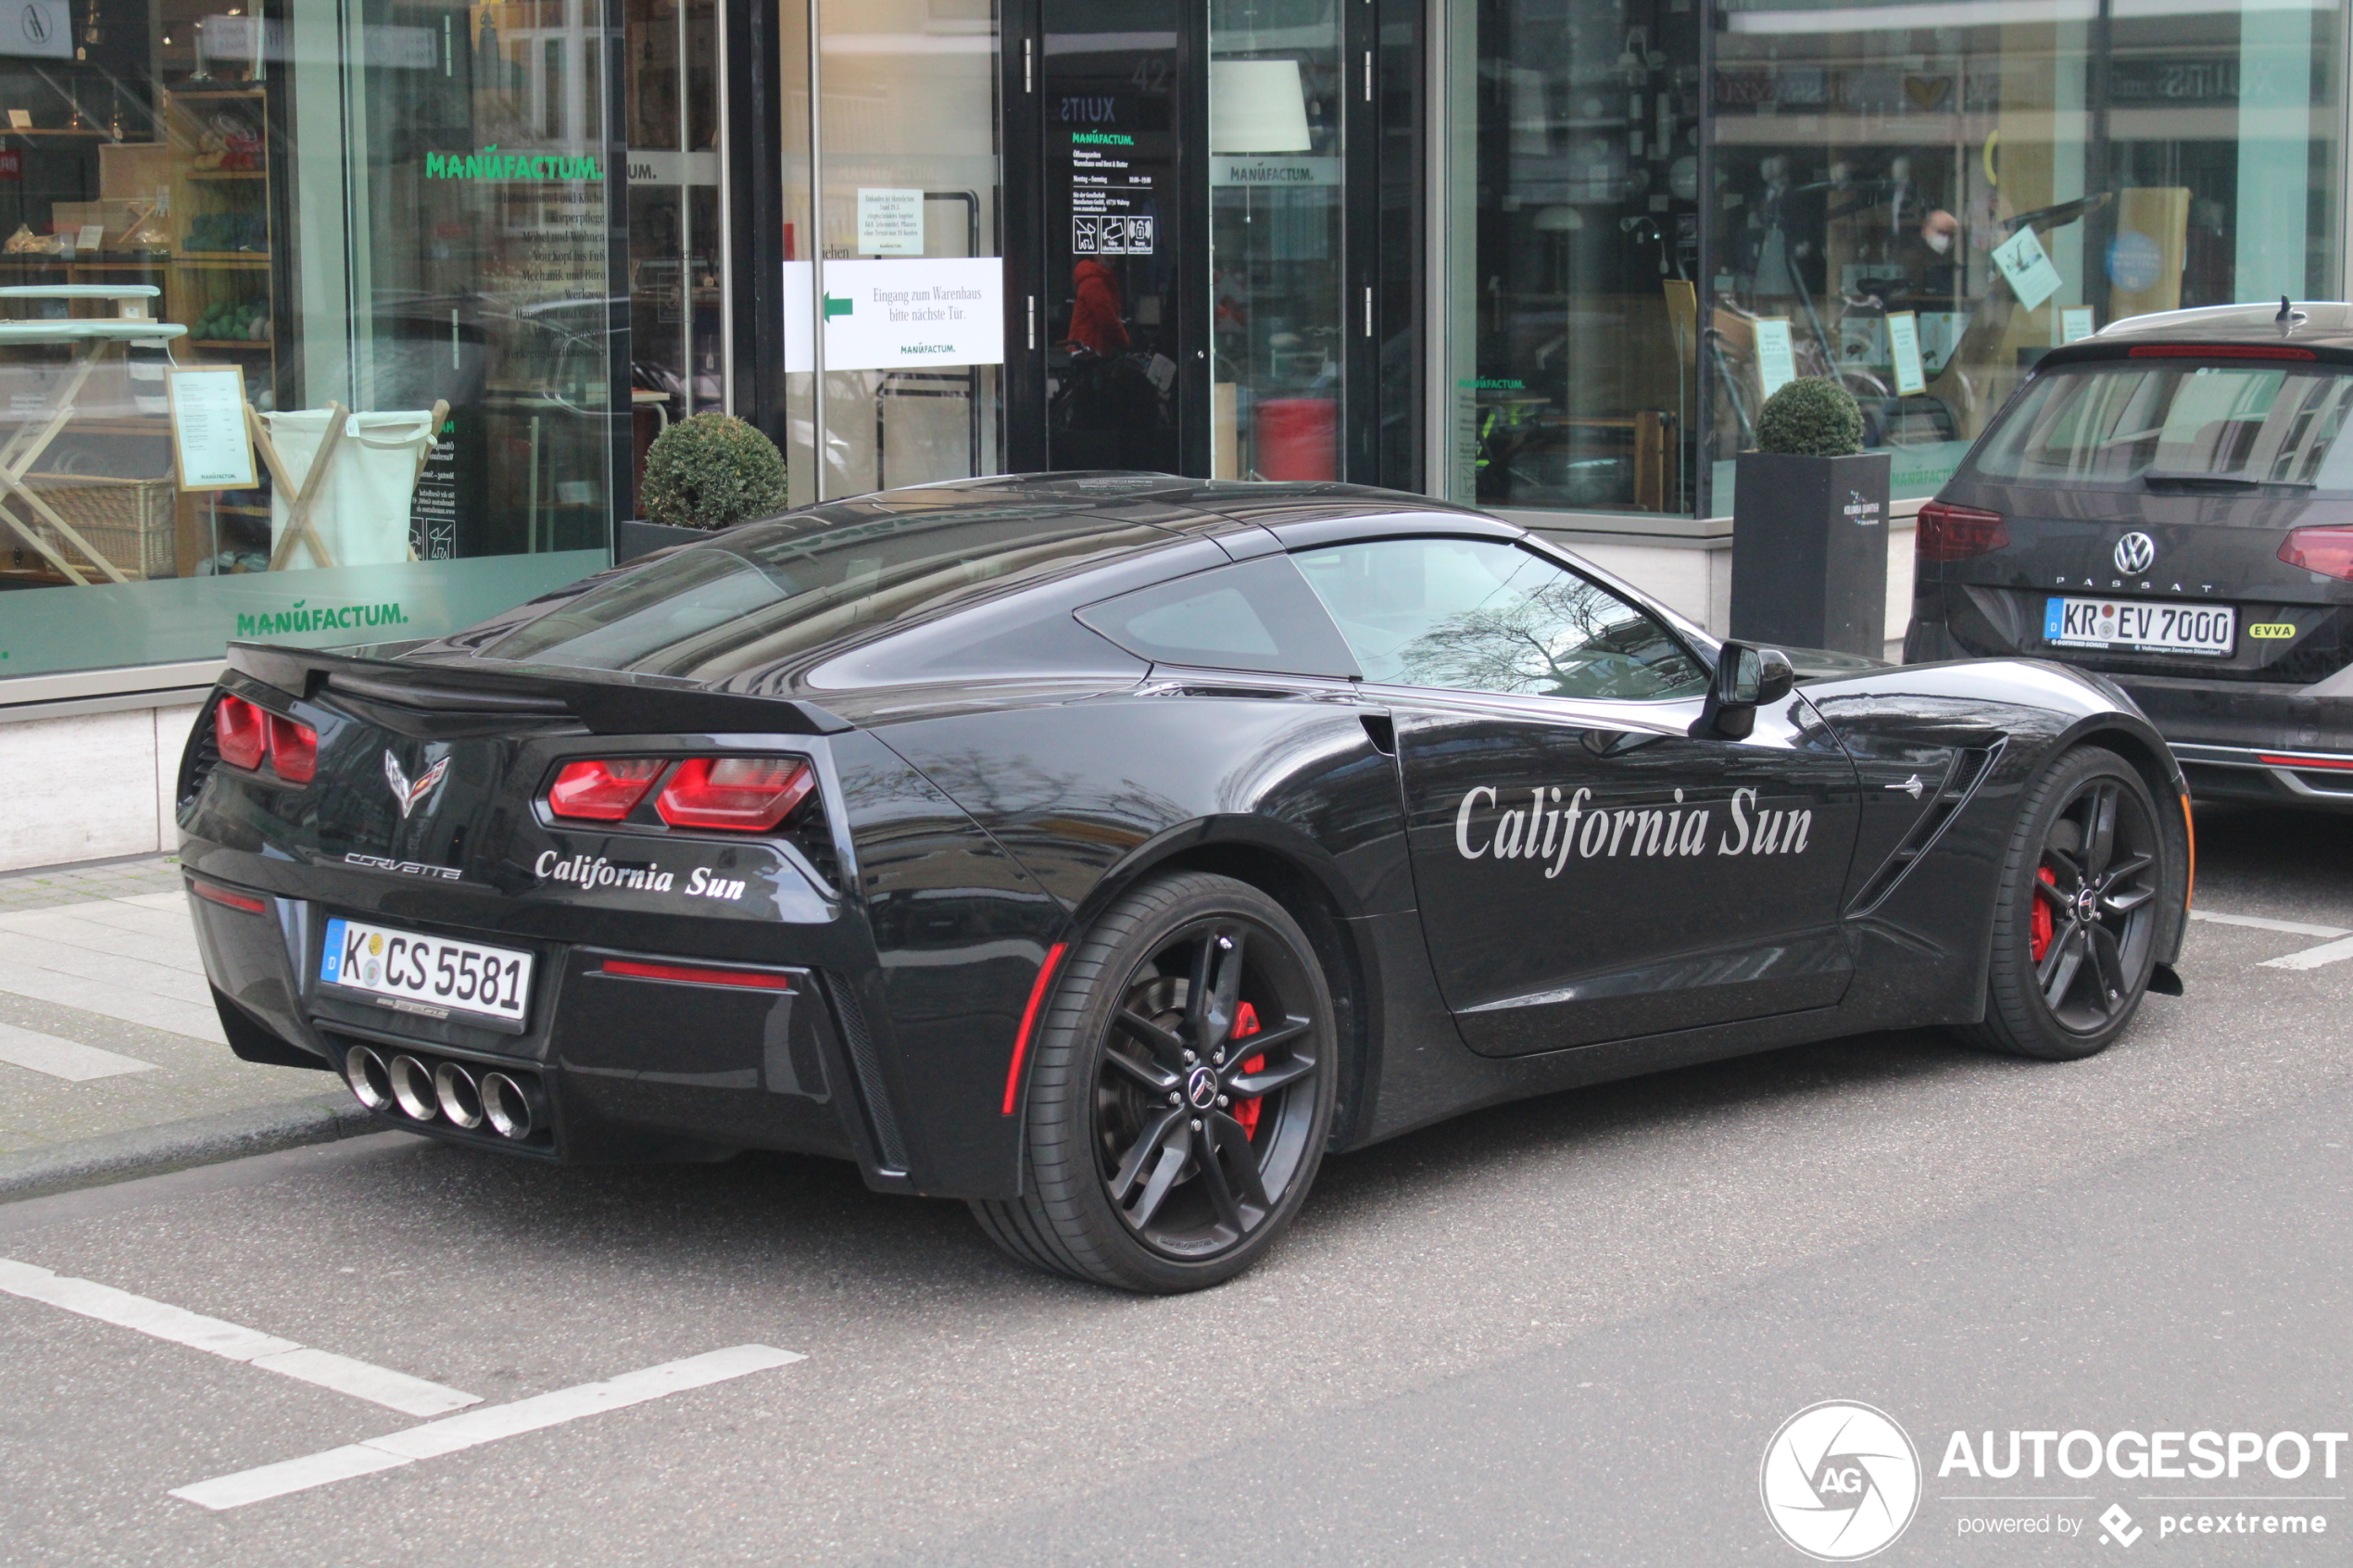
[1886,311,1928,396]
[1991,226,2063,311]
[166,366,258,491]
[1755,317,1797,399]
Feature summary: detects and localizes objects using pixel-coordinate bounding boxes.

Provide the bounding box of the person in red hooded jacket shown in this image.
[1066,258,1130,356]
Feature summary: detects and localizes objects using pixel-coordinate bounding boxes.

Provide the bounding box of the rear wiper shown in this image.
[2141,470,2313,490]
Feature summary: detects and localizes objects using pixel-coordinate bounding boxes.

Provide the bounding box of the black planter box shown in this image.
[1728,450,1892,659]
[614,519,711,564]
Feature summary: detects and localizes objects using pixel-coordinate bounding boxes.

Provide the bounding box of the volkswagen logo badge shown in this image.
[1186,1064,1220,1110]
[2113,531,2157,575]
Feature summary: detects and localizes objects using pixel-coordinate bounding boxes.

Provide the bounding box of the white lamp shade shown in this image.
[1210,59,1312,153]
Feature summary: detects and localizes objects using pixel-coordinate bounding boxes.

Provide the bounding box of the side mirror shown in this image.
[1692,643,1795,740]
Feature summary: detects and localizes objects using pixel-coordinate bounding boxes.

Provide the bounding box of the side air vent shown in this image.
[1846,742,2004,917]
[824,975,908,1174]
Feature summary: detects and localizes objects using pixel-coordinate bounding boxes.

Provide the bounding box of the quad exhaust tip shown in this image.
[342,1044,539,1142]
[434,1061,484,1130]
[343,1045,393,1112]
[388,1054,437,1122]
[481,1073,539,1141]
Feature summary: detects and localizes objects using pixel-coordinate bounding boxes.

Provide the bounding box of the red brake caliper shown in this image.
[2030,866,2057,961]
[1231,1001,1265,1139]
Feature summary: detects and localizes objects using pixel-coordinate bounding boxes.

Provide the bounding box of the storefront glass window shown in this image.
[786,0,1003,504]
[1439,0,1706,517]
[1705,0,2345,505]
[0,0,621,681]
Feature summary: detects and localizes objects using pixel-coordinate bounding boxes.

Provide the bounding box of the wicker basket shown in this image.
[8,473,177,582]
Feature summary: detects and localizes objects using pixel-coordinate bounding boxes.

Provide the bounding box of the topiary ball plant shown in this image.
[1755,377,1865,458]
[641,413,788,530]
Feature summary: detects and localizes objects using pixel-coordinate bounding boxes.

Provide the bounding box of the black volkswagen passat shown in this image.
[1906,301,2353,809]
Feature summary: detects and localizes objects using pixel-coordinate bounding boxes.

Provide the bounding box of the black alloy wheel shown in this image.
[972,872,1338,1293]
[1966,746,2176,1060]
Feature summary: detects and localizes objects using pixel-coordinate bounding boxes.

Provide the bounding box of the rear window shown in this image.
[479,509,1167,679]
[1076,556,1359,678]
[1968,360,2353,489]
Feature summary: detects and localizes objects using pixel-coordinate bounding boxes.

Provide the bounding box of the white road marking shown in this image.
[0,1021,156,1081]
[2189,909,2349,939]
[170,1344,805,1511]
[2188,909,2353,970]
[0,1258,478,1417]
[2260,935,2353,972]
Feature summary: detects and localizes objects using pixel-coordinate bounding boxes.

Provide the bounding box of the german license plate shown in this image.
[320,918,532,1024]
[2044,596,2235,657]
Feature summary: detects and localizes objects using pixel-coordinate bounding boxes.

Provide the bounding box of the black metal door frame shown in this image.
[1001,0,1407,484]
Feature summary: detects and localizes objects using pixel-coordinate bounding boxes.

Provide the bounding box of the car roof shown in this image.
[2044,300,2353,366]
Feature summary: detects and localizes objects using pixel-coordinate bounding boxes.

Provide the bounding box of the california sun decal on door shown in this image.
[1453,785,1812,876]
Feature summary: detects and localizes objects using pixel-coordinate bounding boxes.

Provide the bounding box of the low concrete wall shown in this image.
[0,703,202,872]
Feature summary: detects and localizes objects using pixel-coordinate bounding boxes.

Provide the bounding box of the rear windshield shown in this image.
[479,508,1166,679]
[1967,360,2353,489]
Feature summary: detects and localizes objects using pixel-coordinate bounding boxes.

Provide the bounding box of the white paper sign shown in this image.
[0,0,71,58]
[857,189,925,257]
[1991,226,2063,311]
[2060,306,2096,344]
[1886,311,1927,396]
[1755,317,1797,399]
[167,366,257,490]
[783,257,1004,372]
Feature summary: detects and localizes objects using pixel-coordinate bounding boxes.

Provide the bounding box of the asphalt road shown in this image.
[2,803,2349,1567]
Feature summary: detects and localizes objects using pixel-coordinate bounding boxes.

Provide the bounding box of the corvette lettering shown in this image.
[534,850,746,901]
[1453,784,1810,873]
[343,851,461,882]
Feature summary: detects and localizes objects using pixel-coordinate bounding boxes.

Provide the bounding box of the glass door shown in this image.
[626,0,724,513]
[1208,0,1344,481]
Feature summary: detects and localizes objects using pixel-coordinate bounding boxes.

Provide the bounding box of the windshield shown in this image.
[480,508,1167,680]
[1968,361,2353,489]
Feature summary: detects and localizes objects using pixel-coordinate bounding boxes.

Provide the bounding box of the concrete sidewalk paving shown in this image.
[0,854,371,1199]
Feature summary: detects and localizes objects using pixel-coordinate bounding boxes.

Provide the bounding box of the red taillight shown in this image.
[2279,526,2353,582]
[1916,499,2011,562]
[213,696,318,782]
[655,757,815,832]
[213,696,267,771]
[547,759,663,821]
[267,714,318,784]
[601,958,791,990]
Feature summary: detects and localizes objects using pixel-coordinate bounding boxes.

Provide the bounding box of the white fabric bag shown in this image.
[262,408,437,569]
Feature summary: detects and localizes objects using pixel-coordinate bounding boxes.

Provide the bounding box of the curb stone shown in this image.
[0,1092,378,1203]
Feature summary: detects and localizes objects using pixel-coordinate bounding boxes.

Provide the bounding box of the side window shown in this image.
[1292,536,1708,700]
[1076,555,1361,678]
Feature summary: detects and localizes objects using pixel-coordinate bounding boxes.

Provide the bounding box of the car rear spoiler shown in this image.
[223,642,854,737]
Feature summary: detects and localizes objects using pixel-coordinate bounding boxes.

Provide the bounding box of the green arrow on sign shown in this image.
[823,295,852,320]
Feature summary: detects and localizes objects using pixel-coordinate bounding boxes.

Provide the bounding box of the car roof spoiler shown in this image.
[224,642,854,737]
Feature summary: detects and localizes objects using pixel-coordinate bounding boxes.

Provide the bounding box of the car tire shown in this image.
[1961,746,2173,1061]
[970,872,1339,1294]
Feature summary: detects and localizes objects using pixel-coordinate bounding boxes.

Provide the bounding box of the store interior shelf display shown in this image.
[0,68,283,587]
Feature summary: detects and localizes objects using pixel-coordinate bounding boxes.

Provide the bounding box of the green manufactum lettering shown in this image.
[235,602,409,638]
[425,145,601,181]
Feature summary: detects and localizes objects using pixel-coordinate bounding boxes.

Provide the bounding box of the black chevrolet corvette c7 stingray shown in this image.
[178,474,2192,1292]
